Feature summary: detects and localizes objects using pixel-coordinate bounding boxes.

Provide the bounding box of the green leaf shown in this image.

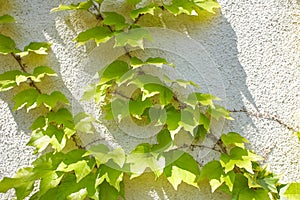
[221,132,249,149]
[37,91,69,110]
[100,60,129,84]
[0,167,35,199]
[75,26,113,46]
[51,1,93,12]
[130,5,156,20]
[98,180,124,200]
[193,125,207,141]
[142,83,174,105]
[166,106,181,131]
[151,129,173,152]
[0,33,17,54]
[31,66,57,82]
[98,163,124,191]
[208,105,234,120]
[164,151,200,190]
[103,12,128,31]
[164,0,198,16]
[188,92,219,107]
[85,144,125,168]
[0,70,23,91]
[57,159,95,182]
[0,14,15,24]
[13,88,40,111]
[129,95,152,116]
[198,113,210,131]
[114,28,153,49]
[47,108,74,128]
[195,0,220,14]
[127,143,163,178]
[284,183,300,200]
[17,42,51,57]
[74,112,96,134]
[220,147,262,174]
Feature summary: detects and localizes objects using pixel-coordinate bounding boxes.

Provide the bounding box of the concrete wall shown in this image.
[0,0,299,199]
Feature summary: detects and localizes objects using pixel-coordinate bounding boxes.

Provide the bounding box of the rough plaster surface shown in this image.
[0,0,299,199]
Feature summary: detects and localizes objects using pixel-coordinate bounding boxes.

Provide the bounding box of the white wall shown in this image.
[0,0,299,199]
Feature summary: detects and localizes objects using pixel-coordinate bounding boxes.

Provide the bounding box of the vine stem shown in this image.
[10,53,84,149]
[229,108,299,132]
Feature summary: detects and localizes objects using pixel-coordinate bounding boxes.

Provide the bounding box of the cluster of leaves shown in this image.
[0,1,299,200]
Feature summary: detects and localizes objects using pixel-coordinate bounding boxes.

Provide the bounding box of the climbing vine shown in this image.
[0,0,299,199]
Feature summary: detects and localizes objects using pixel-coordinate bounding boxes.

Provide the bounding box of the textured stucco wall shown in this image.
[0,0,299,199]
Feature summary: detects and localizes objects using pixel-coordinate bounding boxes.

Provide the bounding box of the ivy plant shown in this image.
[0,1,299,200]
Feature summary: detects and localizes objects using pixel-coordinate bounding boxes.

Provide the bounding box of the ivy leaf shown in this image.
[221,132,249,149]
[208,105,234,120]
[142,83,174,105]
[188,92,219,107]
[0,14,15,24]
[39,173,98,200]
[103,12,128,31]
[98,181,122,200]
[114,28,153,49]
[0,33,17,54]
[0,167,35,199]
[193,125,207,141]
[31,66,57,82]
[164,151,200,190]
[129,95,152,116]
[27,130,51,153]
[75,26,113,46]
[220,147,263,174]
[17,42,51,57]
[151,129,173,152]
[13,88,40,111]
[284,183,300,200]
[199,160,224,192]
[164,0,198,16]
[74,112,96,134]
[179,108,196,134]
[0,70,23,91]
[57,159,95,183]
[166,106,181,131]
[127,143,163,178]
[130,5,156,20]
[51,1,93,12]
[85,144,125,168]
[47,108,74,128]
[195,0,220,14]
[98,163,124,191]
[37,91,69,110]
[100,60,129,84]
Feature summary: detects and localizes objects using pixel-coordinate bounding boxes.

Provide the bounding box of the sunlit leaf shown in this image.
[100,60,129,84]
[221,132,249,149]
[130,5,156,20]
[37,91,69,110]
[17,42,51,57]
[13,88,39,111]
[195,0,220,14]
[164,151,200,190]
[0,14,15,24]
[114,28,153,49]
[0,33,17,54]
[51,1,93,12]
[103,12,128,31]
[75,26,113,46]
[284,183,300,200]
[0,70,23,91]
